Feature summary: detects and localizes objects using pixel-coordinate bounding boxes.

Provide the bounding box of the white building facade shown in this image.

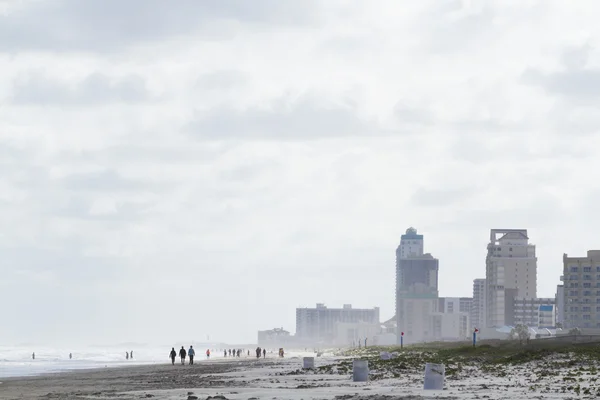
[486,229,537,327]
[296,304,380,345]
[471,279,486,329]
[561,250,600,330]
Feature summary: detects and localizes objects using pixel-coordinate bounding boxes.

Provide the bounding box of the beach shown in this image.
[3,344,600,400]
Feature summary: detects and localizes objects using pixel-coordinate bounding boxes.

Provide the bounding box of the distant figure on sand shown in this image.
[130,351,133,359]
[247,350,250,357]
[188,346,195,365]
[32,352,35,360]
[263,348,266,358]
[224,349,227,358]
[236,349,240,357]
[170,348,177,365]
[206,349,210,359]
[69,353,72,359]
[256,347,261,359]
[126,352,129,360]
[179,346,187,365]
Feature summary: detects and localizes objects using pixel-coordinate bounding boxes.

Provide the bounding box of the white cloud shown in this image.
[1,0,600,345]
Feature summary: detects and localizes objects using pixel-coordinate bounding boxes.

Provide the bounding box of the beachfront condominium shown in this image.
[485,229,537,327]
[471,279,486,329]
[295,303,380,344]
[561,250,600,330]
[395,227,439,344]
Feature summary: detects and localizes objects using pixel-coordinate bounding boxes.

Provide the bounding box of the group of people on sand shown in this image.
[255,347,267,358]
[125,351,133,360]
[169,346,210,365]
[224,348,244,358]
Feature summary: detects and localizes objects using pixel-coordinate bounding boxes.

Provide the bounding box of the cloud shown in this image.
[186,95,387,140]
[522,67,600,100]
[11,73,151,105]
[0,0,320,53]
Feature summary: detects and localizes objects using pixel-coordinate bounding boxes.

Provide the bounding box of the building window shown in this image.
[597,266,600,272]
[584,283,592,288]
[509,247,513,251]
[571,306,579,312]
[585,291,592,296]
[584,315,592,320]
[570,291,579,296]
[584,267,592,272]
[584,275,592,280]
[583,306,591,312]
[571,267,579,272]
[570,283,579,288]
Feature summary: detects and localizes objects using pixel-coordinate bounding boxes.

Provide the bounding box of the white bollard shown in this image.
[423,363,445,390]
[352,360,369,382]
[303,357,315,369]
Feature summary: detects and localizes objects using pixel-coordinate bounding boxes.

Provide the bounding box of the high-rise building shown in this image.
[397,227,424,258]
[295,303,380,344]
[485,229,537,328]
[395,227,439,344]
[556,284,564,327]
[471,279,486,329]
[561,250,600,330]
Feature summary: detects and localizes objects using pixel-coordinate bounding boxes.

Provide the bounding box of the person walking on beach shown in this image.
[69,353,72,359]
[206,349,211,359]
[256,347,261,359]
[263,348,266,358]
[179,346,187,365]
[126,351,129,360]
[247,350,250,357]
[130,351,133,359]
[223,349,227,358]
[188,346,195,365]
[170,348,177,365]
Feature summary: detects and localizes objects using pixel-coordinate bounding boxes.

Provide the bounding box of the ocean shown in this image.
[0,344,217,378]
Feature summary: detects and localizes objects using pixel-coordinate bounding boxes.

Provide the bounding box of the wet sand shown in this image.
[0,359,242,399]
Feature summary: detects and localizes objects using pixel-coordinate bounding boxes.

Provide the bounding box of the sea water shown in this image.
[0,345,170,378]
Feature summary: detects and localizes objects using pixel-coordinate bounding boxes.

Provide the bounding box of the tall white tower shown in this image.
[485,229,537,328]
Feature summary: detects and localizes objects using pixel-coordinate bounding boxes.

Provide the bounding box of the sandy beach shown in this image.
[3,344,600,400]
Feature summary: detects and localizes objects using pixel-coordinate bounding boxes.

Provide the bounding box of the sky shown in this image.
[1,0,600,346]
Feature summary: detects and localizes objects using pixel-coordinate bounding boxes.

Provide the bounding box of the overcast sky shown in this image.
[1,0,600,346]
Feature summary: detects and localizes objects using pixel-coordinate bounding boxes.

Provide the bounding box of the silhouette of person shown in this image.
[189,346,195,365]
[179,346,187,365]
[170,348,177,365]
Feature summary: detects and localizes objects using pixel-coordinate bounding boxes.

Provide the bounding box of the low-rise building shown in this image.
[511,297,556,328]
[257,328,292,347]
[296,303,380,345]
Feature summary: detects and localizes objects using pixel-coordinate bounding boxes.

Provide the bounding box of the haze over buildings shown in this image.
[2,1,600,346]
